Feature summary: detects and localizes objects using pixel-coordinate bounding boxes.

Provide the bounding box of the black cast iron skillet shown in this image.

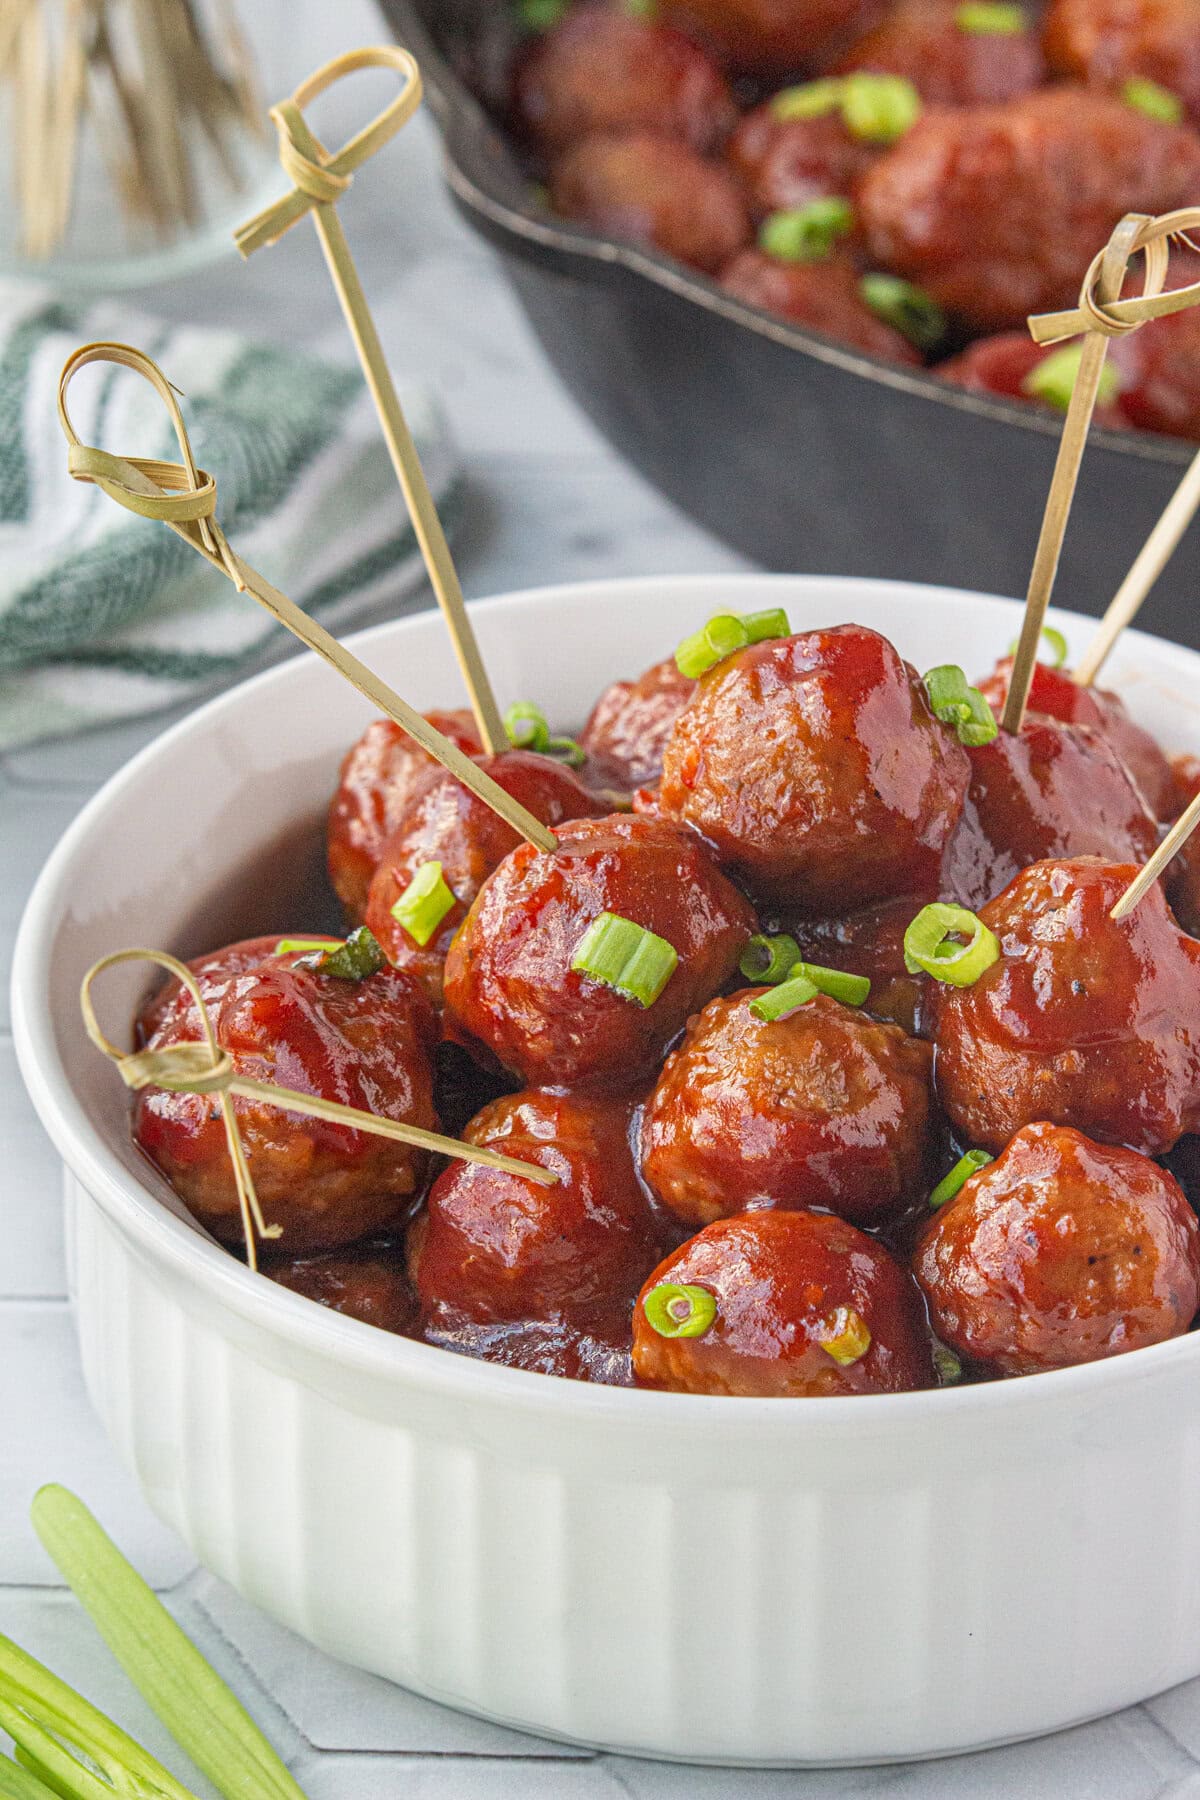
[381,0,1200,647]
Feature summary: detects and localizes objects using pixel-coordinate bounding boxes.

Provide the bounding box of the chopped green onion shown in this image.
[903,903,1001,986]
[1123,75,1183,123]
[759,198,854,264]
[841,72,922,143]
[860,274,946,351]
[933,1343,963,1384]
[820,1306,872,1365]
[771,77,845,121]
[391,860,457,948]
[623,0,657,15]
[644,1282,717,1339]
[675,613,747,680]
[517,0,569,28]
[504,700,551,753]
[740,931,802,984]
[749,972,819,1021]
[796,960,871,1006]
[30,1485,310,1800]
[571,911,678,1006]
[547,734,587,768]
[955,1,1025,31]
[1006,625,1068,669]
[741,605,791,642]
[674,608,791,679]
[274,937,338,956]
[297,925,385,981]
[1022,343,1121,413]
[930,1148,993,1209]
[922,664,999,746]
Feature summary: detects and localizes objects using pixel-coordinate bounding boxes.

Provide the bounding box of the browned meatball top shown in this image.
[835,0,1044,105]
[550,132,752,274]
[659,0,887,76]
[640,989,933,1226]
[513,4,738,153]
[1044,0,1200,128]
[633,1210,936,1396]
[916,1121,1200,1375]
[934,858,1200,1156]
[857,88,1200,330]
[444,812,756,1090]
[658,624,970,910]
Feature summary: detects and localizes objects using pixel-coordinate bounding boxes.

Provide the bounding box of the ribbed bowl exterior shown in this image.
[68,1171,1200,1763]
[21,578,1200,1766]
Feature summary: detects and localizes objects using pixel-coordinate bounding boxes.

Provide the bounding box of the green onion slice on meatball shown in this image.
[903,903,1001,986]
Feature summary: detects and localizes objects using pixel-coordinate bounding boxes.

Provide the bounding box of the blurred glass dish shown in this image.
[0,0,288,291]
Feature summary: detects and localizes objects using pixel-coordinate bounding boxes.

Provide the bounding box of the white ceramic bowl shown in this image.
[15,574,1200,1768]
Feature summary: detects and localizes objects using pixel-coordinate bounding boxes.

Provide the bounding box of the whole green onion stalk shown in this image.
[23,1485,310,1800]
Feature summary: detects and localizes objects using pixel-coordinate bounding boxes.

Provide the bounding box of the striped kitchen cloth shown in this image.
[0,286,461,750]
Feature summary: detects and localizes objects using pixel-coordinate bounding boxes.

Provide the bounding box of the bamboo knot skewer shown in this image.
[82,948,555,1273]
[1004,208,1200,737]
[1000,207,1200,920]
[56,340,557,853]
[234,46,509,759]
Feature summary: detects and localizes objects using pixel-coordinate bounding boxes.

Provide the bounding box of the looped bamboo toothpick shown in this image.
[1004,207,1200,734]
[58,341,557,853]
[82,947,555,1272]
[235,46,508,757]
[1002,212,1150,736]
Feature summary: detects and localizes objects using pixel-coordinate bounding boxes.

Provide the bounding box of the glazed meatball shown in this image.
[328,711,482,921]
[550,132,752,273]
[444,813,756,1089]
[976,655,1176,819]
[411,1088,662,1331]
[835,0,1044,105]
[942,714,1159,912]
[513,5,737,154]
[727,99,879,215]
[658,624,970,911]
[935,332,1131,432]
[720,250,923,361]
[632,1210,935,1396]
[934,858,1200,1155]
[658,0,886,77]
[578,654,696,790]
[364,751,605,1005]
[266,1240,417,1334]
[1044,0,1200,127]
[640,989,933,1226]
[916,1121,1200,1374]
[134,937,438,1251]
[856,89,1200,331]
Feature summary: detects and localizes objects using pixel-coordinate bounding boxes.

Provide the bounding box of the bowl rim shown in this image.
[380,0,1196,474]
[15,569,1200,1431]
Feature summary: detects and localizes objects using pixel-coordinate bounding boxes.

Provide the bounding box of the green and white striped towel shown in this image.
[0,285,461,750]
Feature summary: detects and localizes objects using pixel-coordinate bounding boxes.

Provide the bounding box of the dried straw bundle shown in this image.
[4,0,265,258]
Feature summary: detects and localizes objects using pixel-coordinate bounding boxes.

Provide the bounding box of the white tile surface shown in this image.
[0,0,1193,1794]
